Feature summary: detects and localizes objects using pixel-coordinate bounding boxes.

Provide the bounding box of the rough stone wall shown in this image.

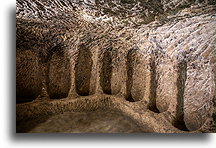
[16,0,215,133]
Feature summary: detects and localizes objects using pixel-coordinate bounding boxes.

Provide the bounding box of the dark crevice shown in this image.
[147,56,160,113]
[48,92,69,99]
[75,44,93,96]
[126,48,136,102]
[100,47,112,95]
[46,46,71,99]
[16,98,35,104]
[16,50,42,103]
[173,60,189,131]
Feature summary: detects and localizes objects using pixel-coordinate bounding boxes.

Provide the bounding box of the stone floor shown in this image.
[17,109,148,133]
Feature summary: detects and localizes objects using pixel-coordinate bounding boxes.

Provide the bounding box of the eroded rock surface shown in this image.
[16,0,215,133]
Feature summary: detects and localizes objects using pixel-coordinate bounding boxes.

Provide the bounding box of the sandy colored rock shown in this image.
[16,50,42,102]
[16,0,215,133]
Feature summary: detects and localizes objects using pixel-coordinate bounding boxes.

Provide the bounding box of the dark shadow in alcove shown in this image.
[125,48,136,102]
[16,15,46,103]
[75,44,93,96]
[147,55,160,113]
[100,47,113,95]
[46,45,71,99]
[173,60,189,131]
[16,43,42,103]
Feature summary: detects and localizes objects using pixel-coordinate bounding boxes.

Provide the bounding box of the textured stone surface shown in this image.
[46,46,71,99]
[16,0,215,133]
[16,49,42,102]
[17,109,146,133]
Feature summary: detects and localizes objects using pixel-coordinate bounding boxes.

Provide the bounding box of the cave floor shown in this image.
[16,109,149,133]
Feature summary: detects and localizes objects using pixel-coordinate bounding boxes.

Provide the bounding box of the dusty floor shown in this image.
[17,109,146,133]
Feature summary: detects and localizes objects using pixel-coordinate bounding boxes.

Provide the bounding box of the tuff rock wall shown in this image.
[16,0,215,133]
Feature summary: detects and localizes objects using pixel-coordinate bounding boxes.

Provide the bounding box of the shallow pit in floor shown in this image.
[16,109,151,133]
